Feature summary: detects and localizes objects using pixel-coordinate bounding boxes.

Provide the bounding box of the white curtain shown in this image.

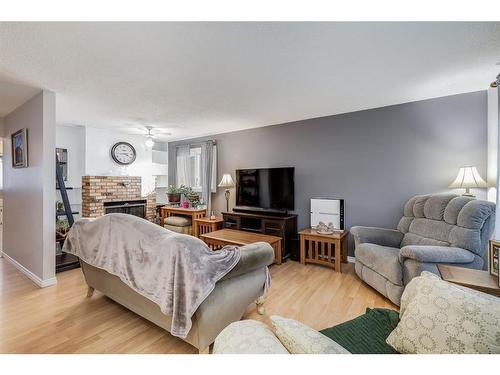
[176,144,191,187]
[201,141,214,213]
[494,86,500,237]
[175,142,217,213]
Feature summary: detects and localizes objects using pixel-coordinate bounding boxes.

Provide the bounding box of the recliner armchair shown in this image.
[352,194,495,306]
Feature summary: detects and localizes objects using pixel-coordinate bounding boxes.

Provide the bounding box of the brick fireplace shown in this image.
[82,176,156,221]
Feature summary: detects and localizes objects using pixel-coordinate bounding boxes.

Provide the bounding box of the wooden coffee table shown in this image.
[299,228,349,272]
[437,264,500,297]
[200,229,282,265]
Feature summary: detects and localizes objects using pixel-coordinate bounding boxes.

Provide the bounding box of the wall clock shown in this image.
[111,142,137,165]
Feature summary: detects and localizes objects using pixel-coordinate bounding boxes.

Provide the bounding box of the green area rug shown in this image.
[320,308,400,354]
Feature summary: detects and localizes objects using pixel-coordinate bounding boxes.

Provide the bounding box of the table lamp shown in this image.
[218,173,235,212]
[449,166,488,197]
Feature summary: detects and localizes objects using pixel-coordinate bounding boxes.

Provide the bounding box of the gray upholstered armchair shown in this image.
[352,194,496,306]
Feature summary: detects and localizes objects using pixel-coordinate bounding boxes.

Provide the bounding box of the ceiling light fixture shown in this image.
[145,126,155,147]
[145,136,155,148]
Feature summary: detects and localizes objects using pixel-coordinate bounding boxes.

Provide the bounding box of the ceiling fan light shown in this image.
[145,136,155,148]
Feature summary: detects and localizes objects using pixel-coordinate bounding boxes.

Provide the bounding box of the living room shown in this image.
[1,2,500,372]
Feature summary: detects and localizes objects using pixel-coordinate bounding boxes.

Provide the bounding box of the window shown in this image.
[176,145,217,193]
[190,146,202,191]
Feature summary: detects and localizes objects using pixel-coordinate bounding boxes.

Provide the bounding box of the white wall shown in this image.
[0,117,3,255]
[85,127,154,195]
[152,143,168,203]
[0,117,3,195]
[56,125,86,188]
[495,87,500,238]
[2,91,56,286]
[56,124,86,219]
[488,88,498,205]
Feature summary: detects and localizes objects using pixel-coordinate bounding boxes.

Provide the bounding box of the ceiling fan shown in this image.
[118,125,172,147]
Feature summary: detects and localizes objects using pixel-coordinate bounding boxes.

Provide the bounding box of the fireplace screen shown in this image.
[103,200,146,219]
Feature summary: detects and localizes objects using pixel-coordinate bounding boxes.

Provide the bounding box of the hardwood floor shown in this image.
[0,257,397,353]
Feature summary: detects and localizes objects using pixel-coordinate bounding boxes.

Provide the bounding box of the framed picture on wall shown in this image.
[11,128,28,168]
[488,240,499,277]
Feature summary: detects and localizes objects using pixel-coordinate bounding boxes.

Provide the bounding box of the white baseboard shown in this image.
[1,251,57,288]
[347,256,355,263]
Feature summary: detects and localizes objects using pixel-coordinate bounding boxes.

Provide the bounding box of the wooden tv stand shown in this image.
[222,211,298,263]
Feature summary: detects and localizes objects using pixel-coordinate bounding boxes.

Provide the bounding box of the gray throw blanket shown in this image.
[62,213,241,338]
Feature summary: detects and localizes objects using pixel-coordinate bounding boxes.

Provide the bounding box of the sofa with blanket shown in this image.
[352,194,495,305]
[63,214,275,354]
[81,241,274,353]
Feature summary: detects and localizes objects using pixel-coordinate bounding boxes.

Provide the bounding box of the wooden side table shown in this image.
[299,228,349,272]
[193,217,224,238]
[437,264,500,297]
[160,206,207,224]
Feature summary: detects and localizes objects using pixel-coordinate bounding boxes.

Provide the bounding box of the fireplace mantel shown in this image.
[82,176,155,221]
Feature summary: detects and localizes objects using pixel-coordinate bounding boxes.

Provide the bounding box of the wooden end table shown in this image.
[299,228,349,272]
[437,264,500,297]
[200,229,282,265]
[193,216,224,238]
[160,206,207,225]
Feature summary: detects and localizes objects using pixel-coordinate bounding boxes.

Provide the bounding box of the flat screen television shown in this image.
[235,167,294,212]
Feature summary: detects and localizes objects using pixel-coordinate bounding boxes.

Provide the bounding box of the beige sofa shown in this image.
[80,242,274,353]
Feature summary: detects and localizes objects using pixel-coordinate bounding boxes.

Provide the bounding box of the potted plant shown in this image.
[56,218,70,239]
[178,185,201,208]
[187,192,201,208]
[166,185,181,204]
[56,200,64,212]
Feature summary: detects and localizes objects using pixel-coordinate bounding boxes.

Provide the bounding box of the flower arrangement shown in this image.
[178,185,201,208]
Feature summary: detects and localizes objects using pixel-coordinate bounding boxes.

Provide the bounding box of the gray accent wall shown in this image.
[169,91,487,255]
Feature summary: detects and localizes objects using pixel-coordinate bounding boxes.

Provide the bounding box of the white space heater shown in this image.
[310,198,345,230]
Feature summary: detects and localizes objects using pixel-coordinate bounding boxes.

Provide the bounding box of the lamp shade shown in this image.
[448,166,488,189]
[218,173,235,188]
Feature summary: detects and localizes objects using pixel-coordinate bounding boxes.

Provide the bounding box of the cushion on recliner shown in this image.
[399,195,495,264]
[355,243,402,285]
[457,200,496,230]
[412,196,429,218]
[423,195,456,220]
[406,218,453,243]
[443,196,474,224]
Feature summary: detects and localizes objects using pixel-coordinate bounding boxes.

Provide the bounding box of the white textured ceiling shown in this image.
[0,79,40,117]
[1,22,500,140]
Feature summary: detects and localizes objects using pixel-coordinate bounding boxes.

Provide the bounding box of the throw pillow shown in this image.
[386,271,500,354]
[270,315,350,354]
[213,320,289,354]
